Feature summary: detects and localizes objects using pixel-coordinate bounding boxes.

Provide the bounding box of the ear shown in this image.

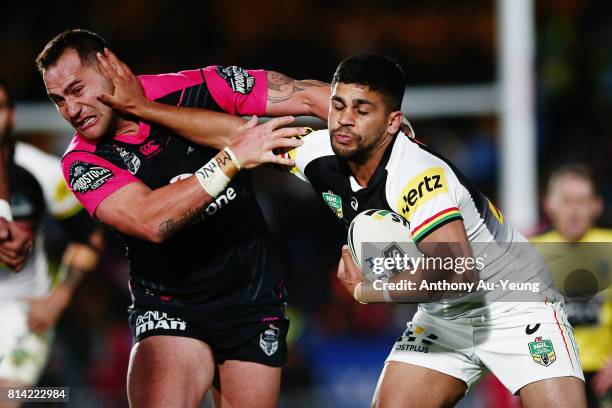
[543,195,556,221]
[592,196,603,220]
[387,110,403,134]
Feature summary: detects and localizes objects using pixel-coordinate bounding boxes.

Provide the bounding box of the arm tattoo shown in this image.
[157,207,203,240]
[266,71,327,104]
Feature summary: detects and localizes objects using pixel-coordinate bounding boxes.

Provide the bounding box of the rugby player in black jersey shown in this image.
[37,29,330,408]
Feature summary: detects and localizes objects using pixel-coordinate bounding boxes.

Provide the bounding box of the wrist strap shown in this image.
[195,151,233,198]
[224,147,242,170]
[0,199,13,221]
[353,282,367,304]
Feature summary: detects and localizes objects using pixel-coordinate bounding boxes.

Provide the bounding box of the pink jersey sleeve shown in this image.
[61,151,139,216]
[202,66,267,116]
[139,69,204,101]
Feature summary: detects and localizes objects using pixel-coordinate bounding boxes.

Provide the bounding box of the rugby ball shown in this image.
[348,209,422,282]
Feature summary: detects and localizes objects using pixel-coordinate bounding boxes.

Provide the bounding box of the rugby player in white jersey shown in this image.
[89,52,587,407]
[0,80,100,402]
[0,79,32,274]
[326,55,586,408]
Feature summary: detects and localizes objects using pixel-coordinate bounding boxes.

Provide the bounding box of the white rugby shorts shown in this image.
[386,301,584,394]
[0,300,52,385]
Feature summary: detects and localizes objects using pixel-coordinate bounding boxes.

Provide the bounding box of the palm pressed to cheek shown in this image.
[43,50,118,140]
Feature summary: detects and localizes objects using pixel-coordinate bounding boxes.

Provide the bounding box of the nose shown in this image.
[337,109,355,127]
[66,99,82,122]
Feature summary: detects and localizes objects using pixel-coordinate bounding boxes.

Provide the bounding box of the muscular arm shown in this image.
[96,150,238,243]
[265,71,330,120]
[388,220,475,302]
[94,116,303,243]
[96,50,245,149]
[129,103,244,150]
[95,50,329,150]
[341,220,477,303]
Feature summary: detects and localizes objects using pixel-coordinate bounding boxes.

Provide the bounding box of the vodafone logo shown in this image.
[169,172,237,221]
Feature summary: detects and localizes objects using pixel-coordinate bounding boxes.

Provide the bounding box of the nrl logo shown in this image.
[116,146,141,174]
[322,191,343,218]
[528,336,556,367]
[259,324,280,357]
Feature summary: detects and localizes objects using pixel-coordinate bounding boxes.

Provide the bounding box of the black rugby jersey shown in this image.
[61,67,285,311]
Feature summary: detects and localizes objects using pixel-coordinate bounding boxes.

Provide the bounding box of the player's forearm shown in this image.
[357,243,478,304]
[50,242,99,309]
[57,243,99,290]
[100,149,240,243]
[392,264,475,302]
[131,101,245,149]
[293,80,331,120]
[147,179,216,242]
[265,71,331,120]
[357,263,476,303]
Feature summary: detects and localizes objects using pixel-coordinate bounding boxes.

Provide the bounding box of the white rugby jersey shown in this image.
[285,130,559,318]
[0,143,82,300]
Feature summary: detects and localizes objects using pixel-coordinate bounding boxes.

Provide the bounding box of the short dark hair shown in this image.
[0,78,14,109]
[36,29,108,74]
[548,164,599,196]
[332,54,406,112]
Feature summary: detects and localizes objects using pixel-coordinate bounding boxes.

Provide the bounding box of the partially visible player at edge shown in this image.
[531,165,612,406]
[37,29,330,408]
[0,78,101,406]
[0,79,33,273]
[105,54,588,407]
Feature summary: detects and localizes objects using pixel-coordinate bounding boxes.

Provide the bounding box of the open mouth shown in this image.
[75,115,97,131]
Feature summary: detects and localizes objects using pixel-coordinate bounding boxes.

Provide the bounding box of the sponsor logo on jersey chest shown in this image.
[69,161,113,193]
[396,167,447,220]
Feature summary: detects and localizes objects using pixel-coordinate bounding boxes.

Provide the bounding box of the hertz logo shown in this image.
[396,168,447,220]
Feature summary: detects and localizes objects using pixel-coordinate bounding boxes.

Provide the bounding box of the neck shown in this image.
[348,133,393,187]
[115,116,140,135]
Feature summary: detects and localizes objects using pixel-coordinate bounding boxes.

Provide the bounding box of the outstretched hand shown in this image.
[229,116,306,169]
[96,48,150,116]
